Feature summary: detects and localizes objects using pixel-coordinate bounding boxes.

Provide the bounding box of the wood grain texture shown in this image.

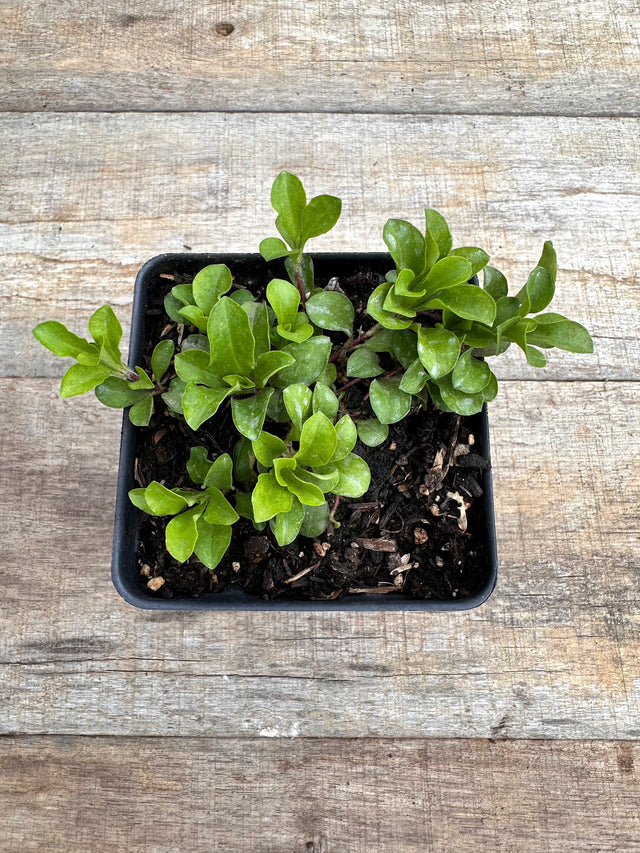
[1,736,640,853]
[1,379,638,739]
[3,113,638,380]
[1,0,638,115]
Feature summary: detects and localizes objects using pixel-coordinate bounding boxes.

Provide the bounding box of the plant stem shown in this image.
[335,377,364,394]
[329,324,381,363]
[295,259,307,308]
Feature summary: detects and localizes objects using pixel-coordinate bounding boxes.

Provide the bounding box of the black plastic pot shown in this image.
[112,253,498,610]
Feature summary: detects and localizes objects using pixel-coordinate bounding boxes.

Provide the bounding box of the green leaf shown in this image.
[235,492,255,521]
[187,446,212,485]
[451,350,491,393]
[296,466,340,493]
[243,301,270,358]
[266,388,289,422]
[366,282,413,330]
[331,453,371,498]
[481,372,499,402]
[369,376,412,424]
[434,375,484,416]
[312,382,339,420]
[270,498,305,546]
[283,384,313,432]
[275,464,326,506]
[60,363,111,397]
[252,471,293,523]
[182,334,209,352]
[88,305,123,364]
[203,453,233,491]
[202,487,239,525]
[269,336,332,387]
[194,519,232,569]
[399,358,428,394]
[230,290,255,307]
[422,256,473,299]
[425,284,496,326]
[538,241,557,285]
[33,321,98,360]
[306,291,354,336]
[495,296,521,327]
[317,361,337,386]
[392,329,419,368]
[357,418,388,447]
[231,388,273,440]
[448,246,490,276]
[129,394,154,426]
[252,431,287,468]
[129,367,154,390]
[253,350,295,387]
[267,278,300,327]
[392,268,419,297]
[171,284,194,306]
[301,194,342,242]
[151,340,174,381]
[146,481,189,516]
[295,412,338,467]
[331,414,358,461]
[346,348,383,378]
[425,209,453,259]
[207,296,255,379]
[95,377,144,408]
[459,323,496,348]
[166,506,201,562]
[222,373,254,390]
[300,502,331,538]
[178,305,208,332]
[277,312,314,343]
[259,236,290,261]
[234,437,256,487]
[416,327,460,379]
[128,488,153,515]
[527,313,594,353]
[483,266,509,301]
[383,219,426,276]
[164,292,185,324]
[520,266,555,314]
[271,171,306,247]
[162,378,186,414]
[525,345,547,368]
[382,285,418,318]
[182,382,231,430]
[192,264,232,314]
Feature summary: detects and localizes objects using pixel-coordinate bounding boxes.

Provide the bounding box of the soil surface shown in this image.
[133,259,491,602]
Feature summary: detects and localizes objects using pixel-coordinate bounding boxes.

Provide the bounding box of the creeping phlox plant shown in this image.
[33,172,593,571]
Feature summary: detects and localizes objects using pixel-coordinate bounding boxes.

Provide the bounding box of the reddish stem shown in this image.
[335,377,364,394]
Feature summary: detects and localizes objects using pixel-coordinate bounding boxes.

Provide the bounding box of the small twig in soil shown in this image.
[355,538,398,552]
[348,586,399,594]
[284,561,320,585]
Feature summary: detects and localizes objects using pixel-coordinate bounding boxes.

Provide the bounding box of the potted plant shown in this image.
[33,173,593,610]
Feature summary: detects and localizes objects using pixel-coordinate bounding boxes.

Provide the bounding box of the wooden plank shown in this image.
[1,379,639,739]
[3,113,638,380]
[1,0,638,115]
[1,736,639,853]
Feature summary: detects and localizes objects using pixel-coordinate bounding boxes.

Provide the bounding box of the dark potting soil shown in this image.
[133,261,490,602]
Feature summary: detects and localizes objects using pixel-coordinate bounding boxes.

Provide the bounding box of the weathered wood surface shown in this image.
[3,113,639,381]
[2,736,639,853]
[1,0,638,115]
[1,379,638,739]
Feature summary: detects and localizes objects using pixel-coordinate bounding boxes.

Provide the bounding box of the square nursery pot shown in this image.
[112,253,498,611]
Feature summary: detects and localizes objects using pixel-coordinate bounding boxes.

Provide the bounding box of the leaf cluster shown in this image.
[33,171,594,575]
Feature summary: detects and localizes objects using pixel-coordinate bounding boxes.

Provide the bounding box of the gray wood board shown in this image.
[1,0,639,115]
[1,736,640,853]
[1,379,638,739]
[2,113,637,380]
